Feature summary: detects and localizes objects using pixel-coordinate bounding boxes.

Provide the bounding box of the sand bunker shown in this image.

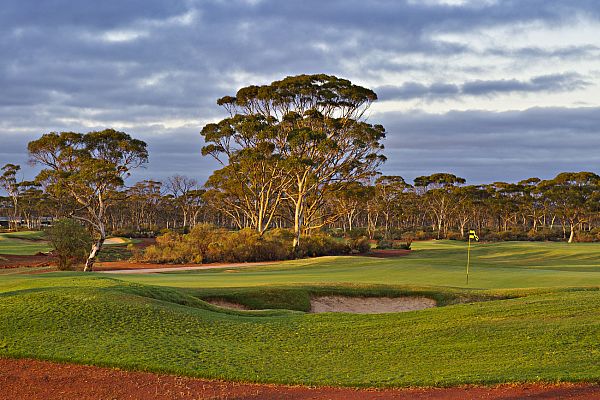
[104,237,128,245]
[205,299,250,310]
[310,296,436,314]
[204,296,436,314]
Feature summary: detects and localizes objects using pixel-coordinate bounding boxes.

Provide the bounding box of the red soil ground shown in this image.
[1,358,598,400]
[0,254,54,269]
[369,249,411,258]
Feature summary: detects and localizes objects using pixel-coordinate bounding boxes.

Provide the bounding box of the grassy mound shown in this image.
[0,231,52,255]
[1,273,599,387]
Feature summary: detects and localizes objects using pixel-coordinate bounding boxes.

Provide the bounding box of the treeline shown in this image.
[3,167,600,244]
[0,74,599,270]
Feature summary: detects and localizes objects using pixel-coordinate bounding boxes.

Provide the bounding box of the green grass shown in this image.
[1,240,600,387]
[0,231,136,259]
[0,231,52,255]
[116,241,600,290]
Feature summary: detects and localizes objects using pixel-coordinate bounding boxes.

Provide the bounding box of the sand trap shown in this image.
[205,299,250,310]
[310,296,436,314]
[104,237,128,245]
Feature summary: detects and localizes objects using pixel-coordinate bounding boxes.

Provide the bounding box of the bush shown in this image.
[575,232,597,243]
[394,240,412,250]
[140,225,349,264]
[377,239,394,249]
[445,232,463,241]
[46,219,92,270]
[298,233,349,258]
[527,228,563,241]
[347,228,369,239]
[348,236,371,254]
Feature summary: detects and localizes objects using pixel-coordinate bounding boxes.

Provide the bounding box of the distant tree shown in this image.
[166,175,201,228]
[18,181,46,229]
[374,175,410,237]
[0,164,22,229]
[47,218,92,270]
[28,129,148,271]
[331,181,370,232]
[414,173,466,239]
[452,185,484,238]
[127,180,163,231]
[539,172,600,243]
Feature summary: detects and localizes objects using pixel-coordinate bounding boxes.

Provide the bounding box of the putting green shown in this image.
[114,241,600,290]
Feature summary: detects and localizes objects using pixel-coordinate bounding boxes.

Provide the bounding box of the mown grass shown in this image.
[115,240,600,290]
[0,274,599,387]
[0,231,52,255]
[0,231,137,259]
[1,240,600,387]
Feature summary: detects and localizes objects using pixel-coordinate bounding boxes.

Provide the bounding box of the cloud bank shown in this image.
[0,0,599,184]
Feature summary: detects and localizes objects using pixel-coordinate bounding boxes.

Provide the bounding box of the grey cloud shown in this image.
[377,73,590,101]
[378,107,600,183]
[1,0,600,186]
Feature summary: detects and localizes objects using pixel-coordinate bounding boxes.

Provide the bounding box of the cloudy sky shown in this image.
[1,0,599,186]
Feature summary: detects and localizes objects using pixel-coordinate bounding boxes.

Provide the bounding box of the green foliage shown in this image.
[377,239,393,249]
[297,233,349,258]
[527,228,564,241]
[46,219,92,270]
[140,225,350,264]
[348,236,371,253]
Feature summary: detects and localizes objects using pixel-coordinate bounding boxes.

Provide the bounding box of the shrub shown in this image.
[394,240,412,250]
[298,233,349,258]
[46,219,92,270]
[445,232,463,240]
[527,228,563,241]
[576,232,597,243]
[348,236,371,254]
[377,239,394,249]
[140,225,349,264]
[347,228,369,239]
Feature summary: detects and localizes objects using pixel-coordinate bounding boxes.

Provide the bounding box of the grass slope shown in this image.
[0,275,599,387]
[1,241,600,387]
[0,231,52,255]
[117,241,600,290]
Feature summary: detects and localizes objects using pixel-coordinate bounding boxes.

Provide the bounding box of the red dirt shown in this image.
[0,254,55,269]
[95,260,280,272]
[369,249,411,258]
[1,358,598,400]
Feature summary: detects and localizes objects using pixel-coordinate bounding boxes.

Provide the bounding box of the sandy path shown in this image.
[98,260,279,274]
[1,358,598,400]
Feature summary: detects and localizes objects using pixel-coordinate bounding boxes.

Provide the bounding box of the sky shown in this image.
[1,0,600,186]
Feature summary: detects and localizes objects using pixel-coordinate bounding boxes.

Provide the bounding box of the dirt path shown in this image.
[0,358,598,400]
[97,260,279,274]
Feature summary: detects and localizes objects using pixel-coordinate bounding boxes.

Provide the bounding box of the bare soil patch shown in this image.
[205,299,251,310]
[104,237,129,245]
[1,358,599,400]
[370,249,411,258]
[96,260,280,273]
[0,254,54,269]
[310,296,436,314]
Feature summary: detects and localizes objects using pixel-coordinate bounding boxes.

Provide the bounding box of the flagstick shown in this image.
[466,235,471,285]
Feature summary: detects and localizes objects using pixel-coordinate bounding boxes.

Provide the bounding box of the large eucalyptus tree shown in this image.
[28,129,148,271]
[202,74,386,251]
